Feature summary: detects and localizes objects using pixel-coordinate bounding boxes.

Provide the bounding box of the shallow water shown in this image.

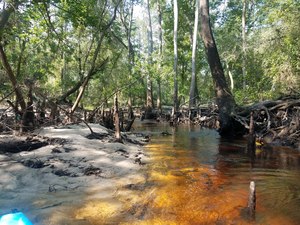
[131,122,300,225]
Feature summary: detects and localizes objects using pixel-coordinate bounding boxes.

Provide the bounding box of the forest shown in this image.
[0,0,300,224]
[0,0,299,141]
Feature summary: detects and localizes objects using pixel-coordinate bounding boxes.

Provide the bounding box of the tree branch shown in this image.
[58,58,109,102]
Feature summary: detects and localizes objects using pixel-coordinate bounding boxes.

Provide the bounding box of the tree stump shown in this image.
[248,181,256,218]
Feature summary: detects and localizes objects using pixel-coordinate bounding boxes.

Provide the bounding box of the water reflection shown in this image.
[132,122,300,225]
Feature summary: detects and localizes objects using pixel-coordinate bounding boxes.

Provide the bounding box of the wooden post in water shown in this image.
[248,181,256,218]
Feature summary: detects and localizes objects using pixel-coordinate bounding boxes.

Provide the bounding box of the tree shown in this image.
[0,44,26,112]
[242,0,247,90]
[189,0,199,109]
[173,0,179,114]
[146,0,154,109]
[0,1,26,112]
[199,0,236,136]
[156,0,163,113]
[119,0,136,119]
[253,0,300,96]
[68,1,120,119]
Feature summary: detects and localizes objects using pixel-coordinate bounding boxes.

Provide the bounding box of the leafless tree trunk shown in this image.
[146,0,154,109]
[157,1,163,113]
[173,0,179,115]
[120,0,135,119]
[189,0,199,109]
[242,0,247,90]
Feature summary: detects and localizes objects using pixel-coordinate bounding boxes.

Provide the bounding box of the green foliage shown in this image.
[213,0,299,104]
[0,0,298,110]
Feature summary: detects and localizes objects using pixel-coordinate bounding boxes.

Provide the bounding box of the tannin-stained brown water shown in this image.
[130,121,300,225]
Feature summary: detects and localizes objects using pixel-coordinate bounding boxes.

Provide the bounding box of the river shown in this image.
[130,121,300,225]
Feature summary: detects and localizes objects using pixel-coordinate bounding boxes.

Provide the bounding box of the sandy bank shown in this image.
[0,123,149,224]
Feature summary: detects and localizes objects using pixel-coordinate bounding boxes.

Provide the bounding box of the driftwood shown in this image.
[240,95,300,148]
[229,95,299,148]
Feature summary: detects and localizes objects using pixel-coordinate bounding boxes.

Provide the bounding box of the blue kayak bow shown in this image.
[0,212,33,225]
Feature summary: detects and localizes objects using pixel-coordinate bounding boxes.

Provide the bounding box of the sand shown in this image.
[0,123,149,224]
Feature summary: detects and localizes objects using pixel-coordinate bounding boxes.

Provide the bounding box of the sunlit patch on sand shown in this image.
[74,201,120,224]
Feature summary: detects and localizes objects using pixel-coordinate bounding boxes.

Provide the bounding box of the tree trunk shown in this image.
[189,0,199,109]
[127,2,135,67]
[121,0,135,120]
[199,0,236,136]
[114,94,121,142]
[157,1,163,113]
[242,0,247,90]
[173,0,179,115]
[69,57,108,119]
[60,22,67,93]
[0,1,25,114]
[146,77,154,109]
[0,44,26,111]
[146,0,154,109]
[157,79,162,113]
[16,39,26,79]
[22,83,35,132]
[226,63,234,91]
